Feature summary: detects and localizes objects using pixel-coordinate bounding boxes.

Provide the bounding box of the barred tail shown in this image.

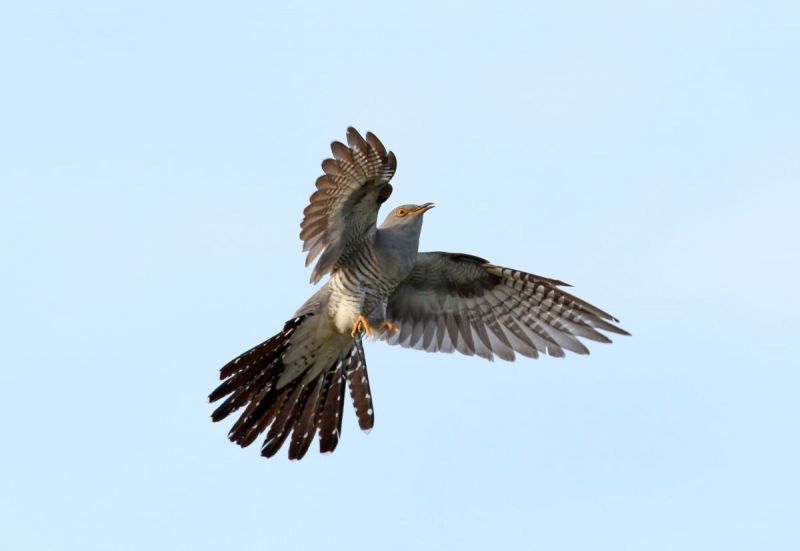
[209,314,374,460]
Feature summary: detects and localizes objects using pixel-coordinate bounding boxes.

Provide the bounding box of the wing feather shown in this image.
[383,252,628,361]
[300,128,396,283]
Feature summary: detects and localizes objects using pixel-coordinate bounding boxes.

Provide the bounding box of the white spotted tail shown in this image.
[210,313,374,460]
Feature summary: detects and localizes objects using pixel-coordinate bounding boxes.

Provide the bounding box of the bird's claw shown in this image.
[351,315,374,338]
[351,316,400,338]
[379,321,400,335]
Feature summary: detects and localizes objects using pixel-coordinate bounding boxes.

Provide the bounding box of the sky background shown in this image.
[2,1,799,550]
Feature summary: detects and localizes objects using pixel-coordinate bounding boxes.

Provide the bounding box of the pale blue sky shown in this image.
[2,1,799,550]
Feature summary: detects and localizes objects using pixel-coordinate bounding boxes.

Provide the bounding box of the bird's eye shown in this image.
[396,208,407,217]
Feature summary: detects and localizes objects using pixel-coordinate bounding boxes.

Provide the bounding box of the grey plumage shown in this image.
[210,127,629,460]
[384,253,628,360]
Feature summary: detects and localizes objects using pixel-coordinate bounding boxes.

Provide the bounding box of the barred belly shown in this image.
[327,243,397,334]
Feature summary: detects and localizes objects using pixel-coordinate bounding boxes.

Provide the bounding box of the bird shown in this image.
[209,127,629,460]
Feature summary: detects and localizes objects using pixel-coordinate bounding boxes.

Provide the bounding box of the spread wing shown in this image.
[300,127,397,284]
[383,252,629,360]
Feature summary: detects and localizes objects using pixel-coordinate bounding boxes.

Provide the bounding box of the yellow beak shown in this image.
[410,202,435,216]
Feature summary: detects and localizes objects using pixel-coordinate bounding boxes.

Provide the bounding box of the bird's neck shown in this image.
[374,226,420,280]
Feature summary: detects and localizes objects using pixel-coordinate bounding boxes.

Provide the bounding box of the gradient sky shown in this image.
[2,2,799,550]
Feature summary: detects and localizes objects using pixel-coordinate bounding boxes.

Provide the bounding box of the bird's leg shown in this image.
[351,314,374,338]
[379,321,400,335]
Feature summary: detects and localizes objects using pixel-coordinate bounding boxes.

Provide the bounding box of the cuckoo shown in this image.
[210,128,629,460]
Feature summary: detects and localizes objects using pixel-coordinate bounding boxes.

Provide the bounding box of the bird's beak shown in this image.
[410,202,435,216]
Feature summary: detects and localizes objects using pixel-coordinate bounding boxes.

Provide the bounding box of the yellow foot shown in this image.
[379,321,400,335]
[351,314,374,338]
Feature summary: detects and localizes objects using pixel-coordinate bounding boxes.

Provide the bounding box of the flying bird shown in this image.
[210,128,628,460]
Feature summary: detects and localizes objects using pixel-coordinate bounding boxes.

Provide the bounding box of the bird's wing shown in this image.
[301,127,397,284]
[383,252,629,360]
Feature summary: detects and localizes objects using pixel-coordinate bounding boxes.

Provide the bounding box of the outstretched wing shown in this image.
[300,127,397,284]
[383,252,629,360]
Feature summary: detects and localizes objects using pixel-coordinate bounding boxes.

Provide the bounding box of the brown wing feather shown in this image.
[300,127,397,284]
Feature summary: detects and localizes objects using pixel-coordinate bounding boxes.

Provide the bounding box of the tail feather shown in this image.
[288,375,327,460]
[229,384,282,447]
[210,368,277,425]
[318,361,346,454]
[210,316,303,421]
[261,383,308,458]
[346,348,375,432]
[210,314,374,459]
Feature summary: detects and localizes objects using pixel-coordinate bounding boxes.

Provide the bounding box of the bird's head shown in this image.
[380,203,434,230]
